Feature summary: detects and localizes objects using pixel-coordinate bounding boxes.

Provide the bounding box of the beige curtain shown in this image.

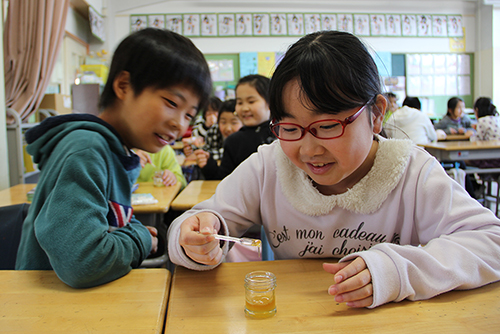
[4,0,69,121]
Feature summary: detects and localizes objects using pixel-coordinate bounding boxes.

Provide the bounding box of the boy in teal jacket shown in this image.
[15,28,212,288]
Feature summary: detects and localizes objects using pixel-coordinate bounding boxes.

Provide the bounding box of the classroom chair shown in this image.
[478,174,500,217]
[261,226,274,261]
[0,203,30,270]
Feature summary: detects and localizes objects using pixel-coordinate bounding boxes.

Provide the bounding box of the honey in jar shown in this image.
[244,271,277,318]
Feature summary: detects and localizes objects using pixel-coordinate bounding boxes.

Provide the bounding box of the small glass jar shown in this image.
[244,271,277,319]
[153,170,164,187]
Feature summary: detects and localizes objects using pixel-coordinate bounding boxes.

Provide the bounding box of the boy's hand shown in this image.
[206,114,217,128]
[179,212,222,265]
[194,149,210,168]
[323,257,373,308]
[449,127,458,134]
[135,149,153,168]
[162,170,177,186]
[183,143,193,157]
[146,226,158,254]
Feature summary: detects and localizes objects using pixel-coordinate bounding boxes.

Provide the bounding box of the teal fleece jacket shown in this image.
[15,114,152,288]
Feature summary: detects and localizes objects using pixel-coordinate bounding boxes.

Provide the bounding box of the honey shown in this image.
[244,271,277,318]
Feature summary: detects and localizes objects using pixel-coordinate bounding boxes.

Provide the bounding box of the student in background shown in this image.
[434,97,475,137]
[167,31,500,309]
[382,92,398,124]
[471,97,500,141]
[188,99,243,176]
[15,28,212,288]
[191,96,222,141]
[134,146,187,189]
[200,74,276,180]
[468,97,500,168]
[385,96,439,144]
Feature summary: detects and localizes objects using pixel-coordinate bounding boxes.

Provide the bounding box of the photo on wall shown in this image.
[432,15,447,37]
[148,15,165,29]
[288,14,304,36]
[354,14,370,36]
[417,14,432,36]
[218,14,235,36]
[236,14,252,36]
[270,14,287,36]
[447,15,463,37]
[304,14,321,34]
[386,14,401,36]
[253,14,270,36]
[337,14,353,33]
[402,14,417,36]
[370,14,386,36]
[183,14,200,36]
[130,15,147,32]
[201,14,217,36]
[166,15,182,34]
[321,14,337,31]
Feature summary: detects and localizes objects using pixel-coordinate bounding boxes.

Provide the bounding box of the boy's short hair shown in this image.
[217,99,236,123]
[99,28,212,112]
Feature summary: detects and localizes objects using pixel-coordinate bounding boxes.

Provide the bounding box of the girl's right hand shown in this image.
[449,127,458,134]
[179,212,222,265]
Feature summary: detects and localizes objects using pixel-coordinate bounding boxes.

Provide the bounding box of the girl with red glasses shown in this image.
[167,31,500,309]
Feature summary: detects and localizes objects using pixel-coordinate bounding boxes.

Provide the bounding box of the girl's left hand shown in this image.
[162,170,177,186]
[323,257,373,308]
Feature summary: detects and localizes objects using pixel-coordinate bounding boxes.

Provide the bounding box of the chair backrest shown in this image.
[0,203,30,270]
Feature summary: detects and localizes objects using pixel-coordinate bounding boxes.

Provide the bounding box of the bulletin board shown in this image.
[204,54,240,89]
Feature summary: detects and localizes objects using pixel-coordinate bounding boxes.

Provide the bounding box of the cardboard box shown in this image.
[38,93,72,115]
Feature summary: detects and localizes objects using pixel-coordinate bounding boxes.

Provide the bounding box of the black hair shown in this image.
[236,74,271,106]
[99,28,212,112]
[446,97,464,116]
[384,92,397,99]
[402,97,421,110]
[202,96,223,118]
[474,97,498,118]
[269,30,382,121]
[217,99,236,123]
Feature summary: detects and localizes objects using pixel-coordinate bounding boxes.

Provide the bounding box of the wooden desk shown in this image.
[0,183,36,207]
[438,134,471,141]
[171,141,184,151]
[133,182,182,214]
[0,183,181,214]
[165,259,500,333]
[420,140,500,161]
[170,180,220,211]
[0,268,171,333]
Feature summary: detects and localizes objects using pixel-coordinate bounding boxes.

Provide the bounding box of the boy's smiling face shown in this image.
[101,71,200,153]
[278,79,384,195]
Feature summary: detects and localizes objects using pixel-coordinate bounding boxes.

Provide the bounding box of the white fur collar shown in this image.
[276,137,413,215]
